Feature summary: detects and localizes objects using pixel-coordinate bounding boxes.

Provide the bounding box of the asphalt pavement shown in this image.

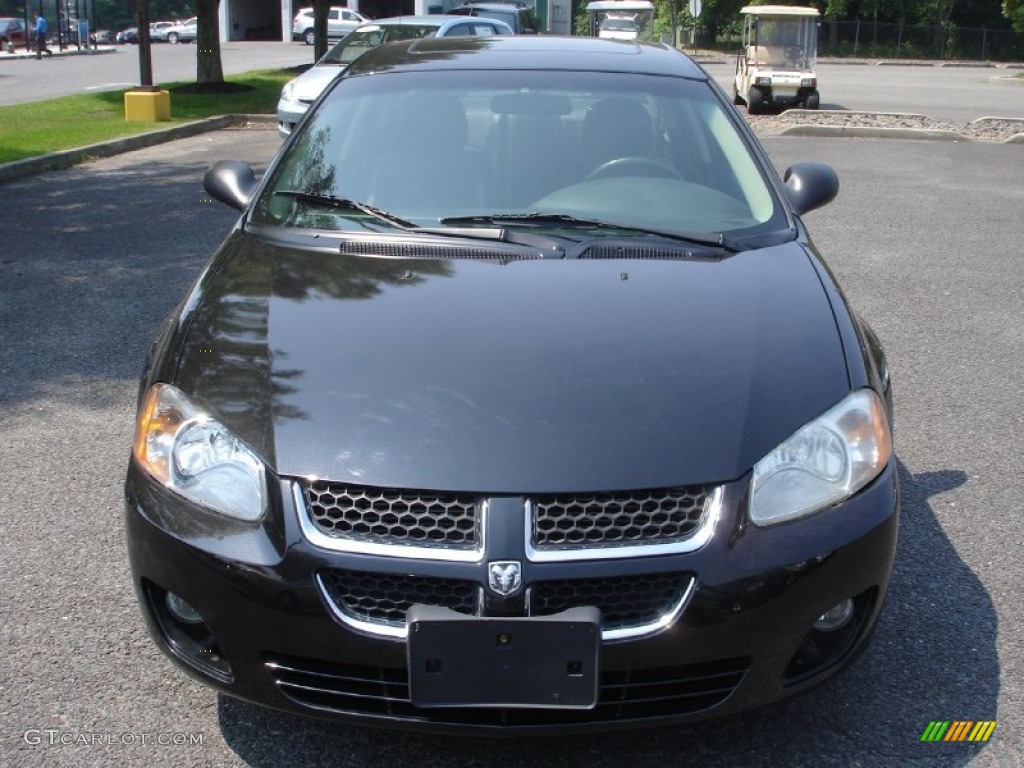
[1,127,1022,767]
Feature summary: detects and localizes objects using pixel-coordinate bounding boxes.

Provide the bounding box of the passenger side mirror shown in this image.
[203,160,259,211]
[783,161,839,215]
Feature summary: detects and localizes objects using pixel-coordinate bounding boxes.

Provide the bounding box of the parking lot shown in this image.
[1,124,1022,767]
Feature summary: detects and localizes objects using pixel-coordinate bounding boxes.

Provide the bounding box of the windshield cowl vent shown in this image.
[338,238,544,262]
[578,244,723,261]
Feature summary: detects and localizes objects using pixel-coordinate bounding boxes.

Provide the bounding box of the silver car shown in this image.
[165,17,197,44]
[292,6,367,45]
[277,15,513,137]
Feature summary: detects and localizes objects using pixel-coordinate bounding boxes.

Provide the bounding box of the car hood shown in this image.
[174,234,849,493]
[291,65,346,104]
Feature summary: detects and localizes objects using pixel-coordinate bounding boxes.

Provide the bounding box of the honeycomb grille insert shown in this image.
[319,569,480,627]
[531,486,711,549]
[531,573,693,628]
[304,481,480,549]
[317,568,690,635]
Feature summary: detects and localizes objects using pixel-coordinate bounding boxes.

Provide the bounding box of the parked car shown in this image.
[149,20,175,41]
[90,29,114,44]
[292,6,366,45]
[117,27,139,44]
[446,1,541,33]
[129,35,898,734]
[0,16,28,47]
[276,15,513,136]
[165,17,197,44]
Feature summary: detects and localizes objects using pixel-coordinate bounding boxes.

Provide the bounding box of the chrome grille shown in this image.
[265,653,750,724]
[530,486,711,550]
[317,568,691,639]
[319,569,480,628]
[304,481,480,549]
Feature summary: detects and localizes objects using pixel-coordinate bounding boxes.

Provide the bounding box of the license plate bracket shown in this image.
[407,605,601,709]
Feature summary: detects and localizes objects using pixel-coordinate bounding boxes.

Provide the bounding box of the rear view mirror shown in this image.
[203,160,259,211]
[783,162,839,215]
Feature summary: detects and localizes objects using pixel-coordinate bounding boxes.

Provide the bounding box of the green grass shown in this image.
[0,69,297,164]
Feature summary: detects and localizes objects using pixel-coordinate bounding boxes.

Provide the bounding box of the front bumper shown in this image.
[276,99,307,137]
[125,461,899,734]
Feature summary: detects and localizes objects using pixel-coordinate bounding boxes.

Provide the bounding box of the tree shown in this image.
[313,0,330,61]
[1002,0,1024,28]
[195,0,223,84]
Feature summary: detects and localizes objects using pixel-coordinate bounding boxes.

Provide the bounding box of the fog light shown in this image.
[165,592,203,625]
[813,599,854,632]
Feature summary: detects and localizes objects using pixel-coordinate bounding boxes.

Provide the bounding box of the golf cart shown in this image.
[734,5,820,114]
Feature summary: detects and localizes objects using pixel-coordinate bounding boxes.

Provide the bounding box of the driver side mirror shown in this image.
[203,160,259,211]
[783,162,839,215]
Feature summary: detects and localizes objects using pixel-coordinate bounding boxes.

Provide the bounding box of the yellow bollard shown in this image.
[124,89,171,122]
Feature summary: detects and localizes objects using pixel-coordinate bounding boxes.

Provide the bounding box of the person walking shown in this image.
[35,11,52,58]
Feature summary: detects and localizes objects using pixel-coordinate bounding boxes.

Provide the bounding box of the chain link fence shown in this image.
[816,20,1023,61]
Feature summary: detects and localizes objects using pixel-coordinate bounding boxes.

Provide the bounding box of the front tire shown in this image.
[167,32,179,44]
[747,86,764,115]
[805,90,820,110]
[304,29,315,46]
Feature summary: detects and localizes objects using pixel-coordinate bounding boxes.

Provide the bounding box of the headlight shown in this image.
[801,78,817,88]
[281,78,297,103]
[755,76,771,86]
[749,389,892,526]
[133,383,267,522]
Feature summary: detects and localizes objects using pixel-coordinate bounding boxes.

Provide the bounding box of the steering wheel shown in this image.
[785,45,804,62]
[586,156,683,181]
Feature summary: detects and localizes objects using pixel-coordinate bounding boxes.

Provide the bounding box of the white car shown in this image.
[165,17,197,44]
[149,21,175,41]
[277,15,513,136]
[292,7,367,45]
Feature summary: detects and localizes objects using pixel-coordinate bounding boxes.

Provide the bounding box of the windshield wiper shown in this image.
[440,213,745,253]
[273,191,421,230]
[272,193,566,254]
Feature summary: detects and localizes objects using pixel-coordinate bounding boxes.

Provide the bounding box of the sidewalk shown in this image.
[0,43,116,59]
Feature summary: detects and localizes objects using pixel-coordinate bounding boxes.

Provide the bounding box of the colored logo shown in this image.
[920,721,997,742]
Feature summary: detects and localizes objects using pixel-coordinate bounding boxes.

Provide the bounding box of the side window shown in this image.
[343,11,357,20]
[445,23,474,37]
[472,24,498,35]
[328,10,340,20]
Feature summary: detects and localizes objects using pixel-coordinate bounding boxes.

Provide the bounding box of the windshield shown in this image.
[253,70,786,239]
[746,16,818,69]
[323,24,441,65]
[601,17,636,31]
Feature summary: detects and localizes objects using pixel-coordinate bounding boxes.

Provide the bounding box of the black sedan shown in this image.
[125,36,898,734]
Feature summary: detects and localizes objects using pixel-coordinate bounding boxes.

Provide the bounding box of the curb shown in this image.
[0,114,276,183]
[777,125,966,141]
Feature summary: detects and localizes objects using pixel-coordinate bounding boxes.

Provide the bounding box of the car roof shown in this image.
[347,15,515,34]
[358,14,494,25]
[739,4,820,15]
[450,2,527,8]
[345,35,707,79]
